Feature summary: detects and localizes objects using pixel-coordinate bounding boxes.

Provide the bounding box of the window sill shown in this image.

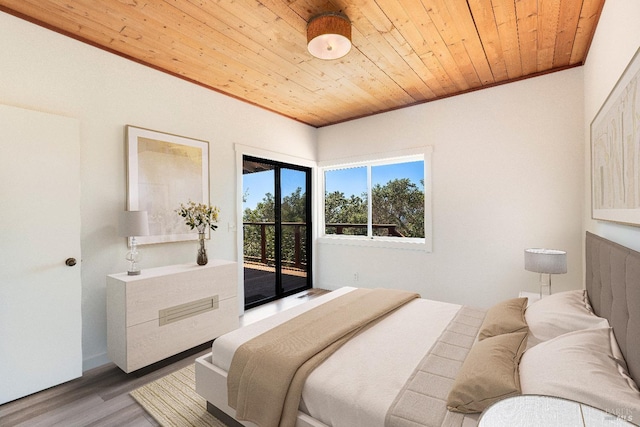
[317,235,431,252]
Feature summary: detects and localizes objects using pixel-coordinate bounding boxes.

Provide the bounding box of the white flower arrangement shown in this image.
[177,200,220,233]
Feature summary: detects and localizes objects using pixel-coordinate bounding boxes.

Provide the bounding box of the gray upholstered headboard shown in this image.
[585,231,640,385]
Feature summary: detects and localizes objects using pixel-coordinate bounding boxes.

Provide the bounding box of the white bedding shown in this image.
[213,287,462,427]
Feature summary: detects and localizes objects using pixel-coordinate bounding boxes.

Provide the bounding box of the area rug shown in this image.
[130,364,225,427]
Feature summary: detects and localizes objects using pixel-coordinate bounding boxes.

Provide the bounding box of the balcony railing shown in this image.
[243,222,307,269]
[243,222,403,270]
[325,223,404,237]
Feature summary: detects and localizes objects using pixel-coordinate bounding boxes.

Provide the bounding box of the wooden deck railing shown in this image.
[243,222,306,269]
[326,223,404,237]
[243,222,403,270]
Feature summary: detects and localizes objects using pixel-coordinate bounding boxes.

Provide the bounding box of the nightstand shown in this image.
[479,395,634,426]
[518,291,542,306]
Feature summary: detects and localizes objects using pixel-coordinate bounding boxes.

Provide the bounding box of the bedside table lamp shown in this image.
[524,248,567,298]
[118,210,149,275]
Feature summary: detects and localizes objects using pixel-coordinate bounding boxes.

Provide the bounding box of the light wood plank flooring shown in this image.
[0,289,328,427]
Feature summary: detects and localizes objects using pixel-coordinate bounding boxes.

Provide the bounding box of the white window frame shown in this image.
[317,146,433,252]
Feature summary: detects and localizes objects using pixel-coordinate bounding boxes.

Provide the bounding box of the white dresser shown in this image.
[107,261,239,373]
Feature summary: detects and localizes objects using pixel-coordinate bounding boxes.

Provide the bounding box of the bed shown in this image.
[195,232,640,426]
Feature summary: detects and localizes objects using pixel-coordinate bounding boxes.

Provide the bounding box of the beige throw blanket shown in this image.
[227,288,419,427]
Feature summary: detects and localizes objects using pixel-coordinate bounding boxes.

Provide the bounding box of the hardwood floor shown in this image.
[0,289,329,427]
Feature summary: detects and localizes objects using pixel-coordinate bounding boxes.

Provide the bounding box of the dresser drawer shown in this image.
[125,296,238,372]
[117,260,236,327]
[107,261,239,372]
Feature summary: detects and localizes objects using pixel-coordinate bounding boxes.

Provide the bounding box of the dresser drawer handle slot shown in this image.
[158,295,219,326]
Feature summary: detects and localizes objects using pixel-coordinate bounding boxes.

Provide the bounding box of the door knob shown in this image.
[65,258,77,267]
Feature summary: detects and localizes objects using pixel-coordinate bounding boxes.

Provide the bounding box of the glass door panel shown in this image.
[280,168,309,295]
[242,160,276,306]
[242,156,312,308]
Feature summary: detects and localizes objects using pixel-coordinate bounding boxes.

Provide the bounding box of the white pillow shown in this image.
[520,327,640,424]
[525,290,609,345]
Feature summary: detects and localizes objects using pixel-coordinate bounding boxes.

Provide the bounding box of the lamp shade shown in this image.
[524,248,567,274]
[307,12,352,60]
[118,211,149,237]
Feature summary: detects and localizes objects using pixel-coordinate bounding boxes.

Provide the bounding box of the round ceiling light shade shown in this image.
[307,12,352,60]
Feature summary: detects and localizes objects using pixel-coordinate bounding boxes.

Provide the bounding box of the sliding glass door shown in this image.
[242,156,312,308]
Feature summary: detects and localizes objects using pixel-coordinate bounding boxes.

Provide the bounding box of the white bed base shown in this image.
[195,352,329,427]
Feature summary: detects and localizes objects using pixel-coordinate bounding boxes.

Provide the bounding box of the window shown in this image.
[320,148,432,251]
[324,166,368,236]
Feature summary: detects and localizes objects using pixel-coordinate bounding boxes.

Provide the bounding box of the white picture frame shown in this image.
[126,125,209,244]
[591,47,640,226]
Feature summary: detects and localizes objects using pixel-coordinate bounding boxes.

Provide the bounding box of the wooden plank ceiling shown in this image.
[0,0,604,127]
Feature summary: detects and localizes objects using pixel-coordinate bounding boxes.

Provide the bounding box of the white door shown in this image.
[0,104,82,404]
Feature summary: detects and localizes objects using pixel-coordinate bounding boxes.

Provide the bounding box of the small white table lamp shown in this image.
[118,210,149,275]
[524,248,567,297]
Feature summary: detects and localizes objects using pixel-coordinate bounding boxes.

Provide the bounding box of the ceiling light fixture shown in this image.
[307,12,352,60]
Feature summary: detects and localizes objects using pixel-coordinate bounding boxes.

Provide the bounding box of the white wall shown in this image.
[583,0,640,251]
[0,11,316,371]
[3,0,622,370]
[317,70,585,308]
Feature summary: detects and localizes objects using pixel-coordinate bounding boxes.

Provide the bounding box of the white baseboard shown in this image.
[83,352,110,372]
